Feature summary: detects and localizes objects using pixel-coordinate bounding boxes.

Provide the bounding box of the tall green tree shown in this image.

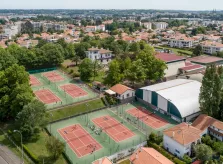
[193,45,203,56]
[78,58,93,82]
[0,47,17,71]
[46,136,65,160]
[199,65,222,119]
[0,64,34,120]
[16,99,48,140]
[125,59,146,86]
[104,59,123,86]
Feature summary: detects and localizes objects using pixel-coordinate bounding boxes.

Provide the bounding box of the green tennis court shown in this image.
[48,107,147,164]
[30,70,98,109]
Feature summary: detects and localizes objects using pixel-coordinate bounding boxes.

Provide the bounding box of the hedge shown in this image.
[147,141,186,164]
[23,144,40,163]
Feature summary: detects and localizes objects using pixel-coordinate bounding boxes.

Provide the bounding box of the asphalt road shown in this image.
[0,155,8,164]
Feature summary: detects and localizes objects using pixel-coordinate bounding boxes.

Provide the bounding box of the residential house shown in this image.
[192,114,223,141]
[129,147,173,164]
[107,84,135,101]
[163,123,202,158]
[86,47,113,65]
[92,157,112,164]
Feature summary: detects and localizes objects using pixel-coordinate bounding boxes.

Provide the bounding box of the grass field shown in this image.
[49,98,105,122]
[30,70,99,109]
[118,159,131,164]
[155,46,193,56]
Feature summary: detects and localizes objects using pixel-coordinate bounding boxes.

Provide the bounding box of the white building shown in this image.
[96,25,105,31]
[155,53,186,77]
[154,22,168,30]
[167,36,197,48]
[163,123,202,158]
[201,41,223,54]
[3,24,20,39]
[192,114,223,141]
[86,47,113,65]
[85,25,105,32]
[136,79,201,122]
[108,84,135,101]
[142,22,152,30]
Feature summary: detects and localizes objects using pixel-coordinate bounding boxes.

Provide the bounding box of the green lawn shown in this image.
[49,98,105,122]
[118,159,131,164]
[91,71,106,83]
[155,46,193,56]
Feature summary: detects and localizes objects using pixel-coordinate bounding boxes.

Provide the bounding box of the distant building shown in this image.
[154,22,168,30]
[201,41,223,54]
[142,22,152,30]
[163,123,202,158]
[85,25,105,32]
[129,147,173,164]
[167,36,197,48]
[86,47,113,65]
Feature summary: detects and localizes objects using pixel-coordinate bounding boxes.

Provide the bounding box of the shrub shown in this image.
[69,69,74,74]
[173,157,186,164]
[72,72,80,77]
[183,155,192,164]
[149,132,163,145]
[23,145,40,163]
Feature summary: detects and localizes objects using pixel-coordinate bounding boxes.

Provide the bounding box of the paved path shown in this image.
[0,144,21,164]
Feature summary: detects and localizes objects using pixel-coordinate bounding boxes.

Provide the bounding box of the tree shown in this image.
[40,43,64,66]
[199,65,222,119]
[92,60,102,81]
[74,42,91,59]
[16,99,48,140]
[195,144,213,162]
[104,59,123,86]
[193,45,203,56]
[0,47,17,71]
[125,59,146,86]
[213,141,223,155]
[0,64,34,120]
[78,58,93,82]
[46,136,65,160]
[72,55,81,66]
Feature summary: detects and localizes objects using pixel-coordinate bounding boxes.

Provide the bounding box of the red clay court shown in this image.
[92,115,135,142]
[29,75,41,86]
[126,107,169,129]
[58,124,102,158]
[43,71,64,82]
[34,89,61,104]
[60,84,88,98]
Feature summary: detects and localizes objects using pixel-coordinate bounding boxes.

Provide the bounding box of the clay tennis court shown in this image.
[92,115,135,142]
[29,75,41,86]
[43,71,64,82]
[60,84,88,98]
[127,107,168,129]
[58,124,102,158]
[34,89,61,104]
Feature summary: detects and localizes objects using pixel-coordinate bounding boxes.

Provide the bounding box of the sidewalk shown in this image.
[0,144,21,164]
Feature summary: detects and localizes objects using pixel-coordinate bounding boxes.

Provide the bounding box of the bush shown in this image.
[149,132,163,145]
[173,157,186,164]
[183,155,192,164]
[69,69,74,74]
[23,145,40,163]
[72,72,80,77]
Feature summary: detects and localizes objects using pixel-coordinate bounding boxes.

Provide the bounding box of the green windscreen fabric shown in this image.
[135,89,143,99]
[151,91,158,106]
[168,101,182,119]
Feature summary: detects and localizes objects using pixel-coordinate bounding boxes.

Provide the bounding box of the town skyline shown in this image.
[1,0,223,11]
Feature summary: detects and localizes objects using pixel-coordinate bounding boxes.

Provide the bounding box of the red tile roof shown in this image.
[92,157,112,164]
[155,53,186,63]
[188,55,223,64]
[110,84,134,95]
[130,147,173,164]
[192,114,223,131]
[164,123,202,145]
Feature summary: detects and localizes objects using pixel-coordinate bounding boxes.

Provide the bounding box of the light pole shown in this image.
[14,130,24,164]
